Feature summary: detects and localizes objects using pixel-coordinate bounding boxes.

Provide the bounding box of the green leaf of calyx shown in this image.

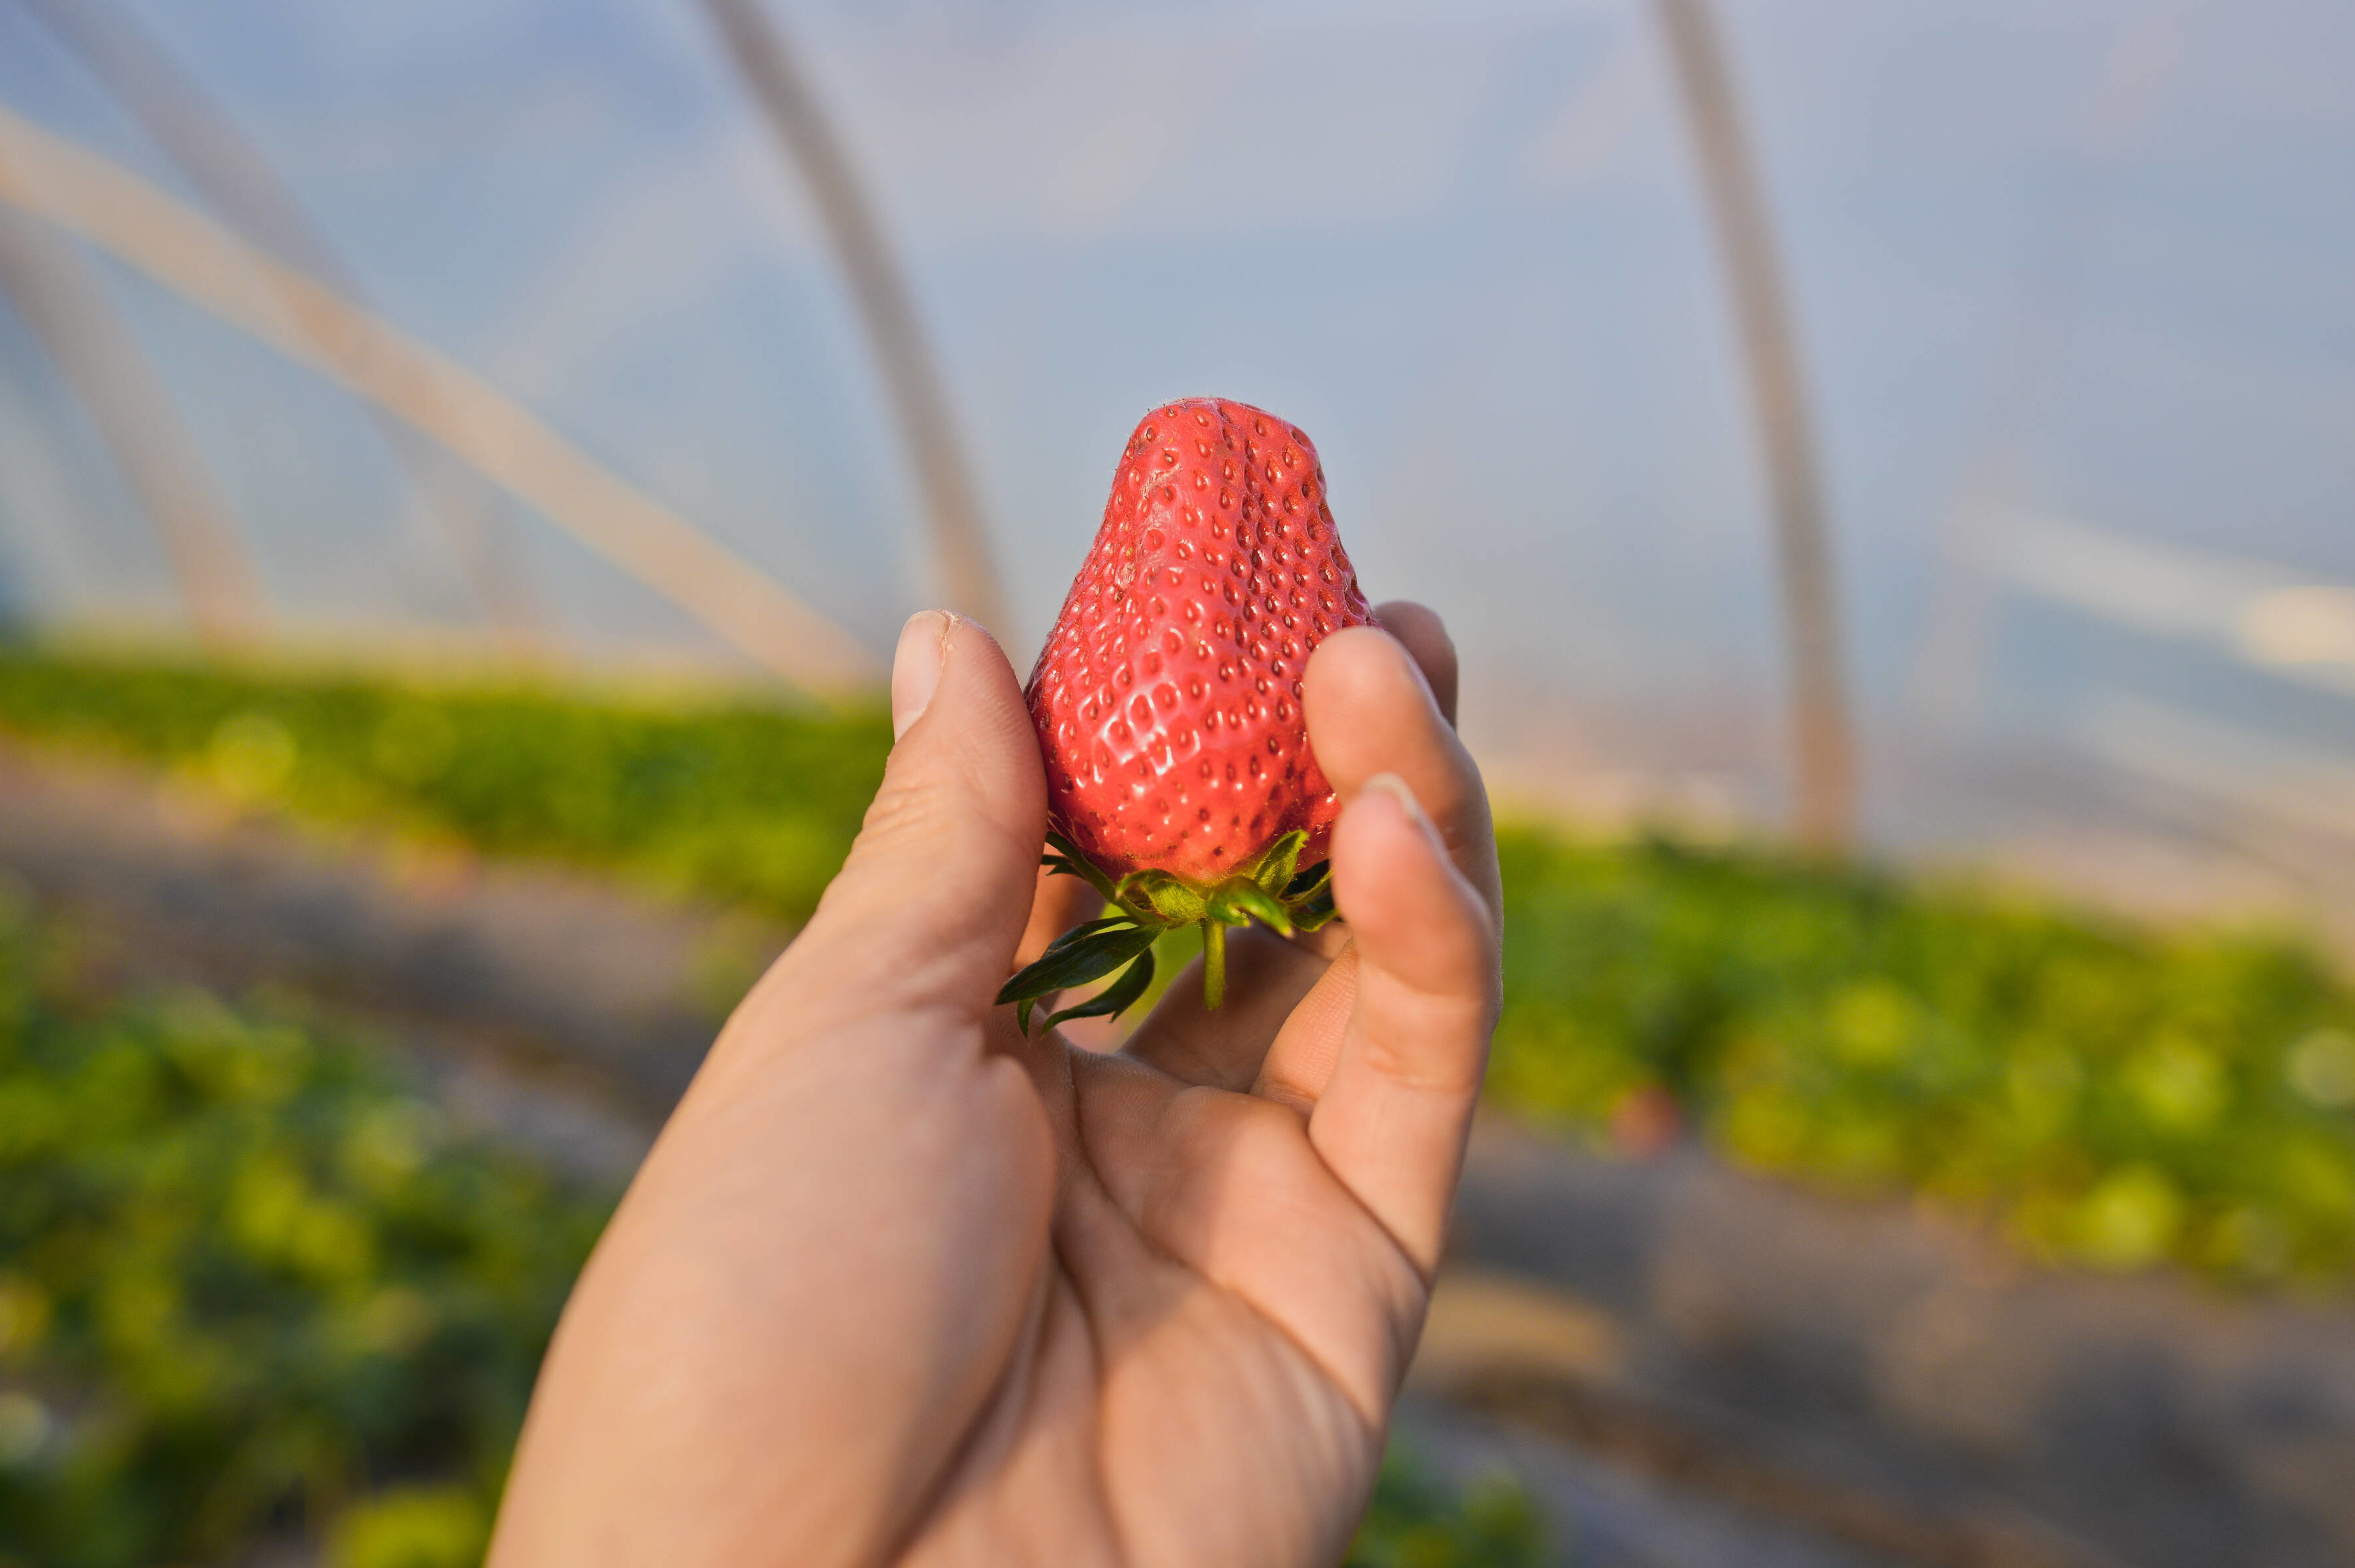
[1288,883,1339,931]
[1029,914,1141,958]
[1121,869,1206,926]
[1043,831,1120,903]
[1281,859,1330,903]
[1252,829,1309,897]
[1044,948,1156,1032]
[998,920,1163,1033]
[1219,879,1294,937]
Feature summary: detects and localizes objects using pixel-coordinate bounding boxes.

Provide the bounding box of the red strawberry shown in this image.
[1000,397,1373,1031]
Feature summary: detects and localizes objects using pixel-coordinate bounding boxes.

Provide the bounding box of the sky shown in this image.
[0,0,2350,857]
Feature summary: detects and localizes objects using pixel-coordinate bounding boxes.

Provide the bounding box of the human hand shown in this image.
[487,600,1502,1568]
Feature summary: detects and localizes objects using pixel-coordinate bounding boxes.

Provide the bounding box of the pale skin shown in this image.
[488,599,1503,1568]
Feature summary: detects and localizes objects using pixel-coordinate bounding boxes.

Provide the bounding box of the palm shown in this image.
[899,932,1421,1565]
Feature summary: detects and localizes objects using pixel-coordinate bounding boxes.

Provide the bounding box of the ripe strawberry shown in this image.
[999,397,1373,1031]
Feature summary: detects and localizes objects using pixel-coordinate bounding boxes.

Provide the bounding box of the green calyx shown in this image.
[996,828,1338,1035]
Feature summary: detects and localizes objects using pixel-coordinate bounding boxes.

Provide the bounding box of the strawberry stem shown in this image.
[1202,920,1227,1010]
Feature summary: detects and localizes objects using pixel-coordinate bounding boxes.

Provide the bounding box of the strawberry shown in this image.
[998,397,1373,1032]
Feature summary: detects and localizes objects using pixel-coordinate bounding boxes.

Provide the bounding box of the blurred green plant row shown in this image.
[0,647,2349,1291]
[1491,834,2355,1285]
[0,900,603,1568]
[0,648,894,924]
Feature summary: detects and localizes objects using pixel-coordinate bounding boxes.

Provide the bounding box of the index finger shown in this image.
[1371,599,1458,727]
[1253,620,1499,1108]
[1297,625,1499,922]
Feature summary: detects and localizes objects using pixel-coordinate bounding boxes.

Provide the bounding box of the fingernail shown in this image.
[1361,772,1439,846]
[892,611,951,739]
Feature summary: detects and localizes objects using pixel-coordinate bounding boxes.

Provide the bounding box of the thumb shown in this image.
[759,611,1048,1032]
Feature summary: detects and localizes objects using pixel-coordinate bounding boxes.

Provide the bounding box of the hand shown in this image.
[488,601,1503,1568]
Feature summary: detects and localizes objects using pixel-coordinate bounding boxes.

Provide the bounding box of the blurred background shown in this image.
[6,0,2353,897]
[0,2,2352,1566]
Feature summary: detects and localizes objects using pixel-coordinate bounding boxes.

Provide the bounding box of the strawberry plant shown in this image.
[0,648,889,924]
[1491,831,2355,1285]
[0,906,611,1568]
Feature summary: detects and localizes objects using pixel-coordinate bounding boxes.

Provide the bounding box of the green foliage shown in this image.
[0,648,892,924]
[1492,831,2355,1285]
[1346,1445,1548,1568]
[328,1483,489,1568]
[0,902,613,1568]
